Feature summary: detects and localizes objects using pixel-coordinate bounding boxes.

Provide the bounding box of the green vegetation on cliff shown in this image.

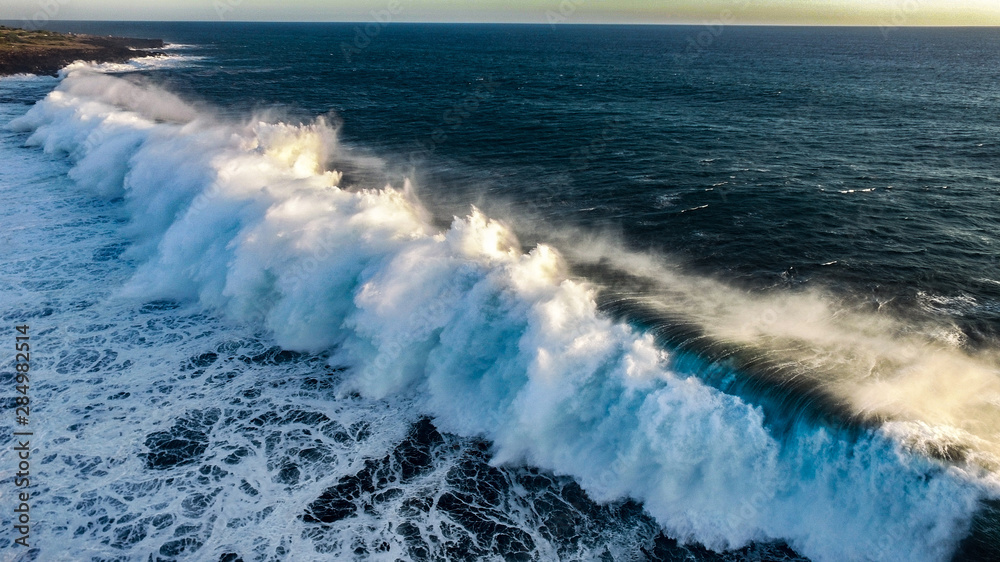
[0,26,163,76]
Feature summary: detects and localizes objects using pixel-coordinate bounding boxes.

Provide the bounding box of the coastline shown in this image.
[0,26,163,76]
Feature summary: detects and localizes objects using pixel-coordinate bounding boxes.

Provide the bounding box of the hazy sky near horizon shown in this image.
[2,0,1000,26]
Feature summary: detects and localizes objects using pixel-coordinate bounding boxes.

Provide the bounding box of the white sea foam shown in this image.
[59,53,205,76]
[4,64,997,561]
[550,240,1000,471]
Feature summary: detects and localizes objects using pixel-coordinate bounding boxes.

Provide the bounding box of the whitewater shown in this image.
[1,61,998,561]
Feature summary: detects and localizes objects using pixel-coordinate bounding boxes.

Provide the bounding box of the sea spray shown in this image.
[6,64,992,561]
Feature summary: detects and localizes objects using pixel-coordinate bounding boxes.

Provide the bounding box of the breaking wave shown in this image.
[8,64,1000,561]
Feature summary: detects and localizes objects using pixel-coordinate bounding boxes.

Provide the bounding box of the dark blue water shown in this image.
[29,22,1000,309]
[5,21,1000,561]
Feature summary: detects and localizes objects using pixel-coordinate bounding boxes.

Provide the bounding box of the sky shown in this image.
[2,0,1000,26]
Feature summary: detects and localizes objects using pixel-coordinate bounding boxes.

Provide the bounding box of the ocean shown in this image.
[1,21,999,561]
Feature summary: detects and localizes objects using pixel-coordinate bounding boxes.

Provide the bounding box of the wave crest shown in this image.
[8,64,992,561]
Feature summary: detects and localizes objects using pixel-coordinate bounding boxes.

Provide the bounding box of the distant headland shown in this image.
[0,26,164,76]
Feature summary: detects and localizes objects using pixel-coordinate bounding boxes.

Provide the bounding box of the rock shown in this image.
[0,25,165,76]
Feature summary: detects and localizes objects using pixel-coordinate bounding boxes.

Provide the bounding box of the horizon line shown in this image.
[3,19,1000,28]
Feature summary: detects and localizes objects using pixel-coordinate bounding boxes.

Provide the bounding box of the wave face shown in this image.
[2,65,996,561]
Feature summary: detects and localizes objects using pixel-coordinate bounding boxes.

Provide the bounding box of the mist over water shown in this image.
[2,22,1000,562]
[564,243,1000,466]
